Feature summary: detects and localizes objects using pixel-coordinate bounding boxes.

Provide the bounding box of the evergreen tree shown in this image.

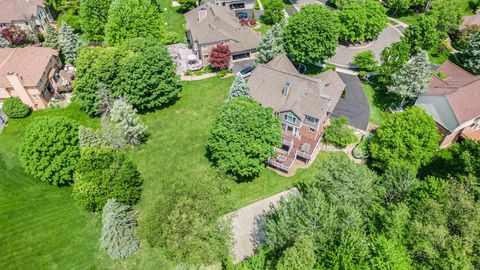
[0,36,10,48]
[110,98,147,146]
[100,199,140,259]
[255,22,285,65]
[44,24,58,49]
[461,32,480,74]
[387,50,431,108]
[227,75,251,101]
[59,21,82,63]
[78,126,110,148]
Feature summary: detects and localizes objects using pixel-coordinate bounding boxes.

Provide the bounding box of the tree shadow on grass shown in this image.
[367,79,400,112]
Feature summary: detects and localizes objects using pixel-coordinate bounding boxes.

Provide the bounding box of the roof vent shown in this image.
[198,7,208,22]
[282,80,292,96]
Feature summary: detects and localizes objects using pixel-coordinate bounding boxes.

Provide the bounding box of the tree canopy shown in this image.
[262,0,285,25]
[207,97,281,179]
[339,0,387,43]
[461,32,480,75]
[283,4,340,63]
[80,0,112,42]
[19,116,80,185]
[430,0,463,38]
[105,0,164,45]
[369,107,441,171]
[255,23,285,65]
[404,14,439,52]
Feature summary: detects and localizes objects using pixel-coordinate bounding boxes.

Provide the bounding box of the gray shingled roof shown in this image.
[184,3,261,53]
[248,55,345,121]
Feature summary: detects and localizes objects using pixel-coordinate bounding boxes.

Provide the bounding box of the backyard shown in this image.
[0,77,322,269]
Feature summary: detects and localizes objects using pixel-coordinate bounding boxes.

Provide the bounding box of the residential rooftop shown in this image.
[0,0,45,23]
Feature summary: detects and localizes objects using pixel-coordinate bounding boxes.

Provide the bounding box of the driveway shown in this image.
[331,73,370,131]
[233,59,255,74]
[326,25,402,68]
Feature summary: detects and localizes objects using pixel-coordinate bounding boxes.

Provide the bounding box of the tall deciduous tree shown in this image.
[369,106,440,171]
[44,24,58,49]
[338,2,368,43]
[255,22,285,65]
[72,147,143,212]
[387,50,431,107]
[100,199,140,259]
[114,38,180,111]
[105,0,164,46]
[461,32,480,74]
[109,98,147,145]
[19,116,80,185]
[80,0,112,42]
[276,235,316,270]
[377,40,411,85]
[283,4,340,63]
[262,0,285,25]
[59,21,82,63]
[430,0,463,38]
[227,75,251,100]
[405,14,439,52]
[207,97,281,179]
[209,44,231,70]
[364,0,388,40]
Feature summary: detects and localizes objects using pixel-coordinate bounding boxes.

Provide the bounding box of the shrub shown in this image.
[19,116,80,185]
[72,147,143,212]
[109,98,146,146]
[163,31,181,45]
[78,125,110,148]
[352,134,371,159]
[209,44,231,70]
[323,117,358,147]
[456,25,480,49]
[353,50,377,71]
[2,97,30,118]
[207,97,281,179]
[0,25,28,45]
[100,198,139,259]
[276,235,316,269]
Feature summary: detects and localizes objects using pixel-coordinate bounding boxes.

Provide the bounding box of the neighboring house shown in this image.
[460,14,480,30]
[0,47,65,110]
[0,0,54,33]
[206,0,255,18]
[248,55,346,173]
[184,3,261,66]
[415,61,480,148]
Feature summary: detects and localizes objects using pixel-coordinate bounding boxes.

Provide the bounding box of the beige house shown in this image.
[415,61,480,148]
[0,0,54,33]
[184,3,261,66]
[0,47,63,110]
[206,0,255,18]
[248,55,346,173]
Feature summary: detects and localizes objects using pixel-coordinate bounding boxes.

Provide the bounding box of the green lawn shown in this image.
[0,77,327,268]
[362,83,393,126]
[158,0,187,41]
[394,0,476,25]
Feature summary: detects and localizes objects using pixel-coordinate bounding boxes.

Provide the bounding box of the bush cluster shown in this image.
[2,98,30,118]
[323,117,358,147]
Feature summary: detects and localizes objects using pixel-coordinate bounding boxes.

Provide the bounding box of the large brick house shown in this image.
[184,3,261,66]
[0,47,69,110]
[248,55,346,172]
[415,61,480,148]
[0,0,54,33]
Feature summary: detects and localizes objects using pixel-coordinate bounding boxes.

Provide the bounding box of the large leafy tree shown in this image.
[369,107,441,171]
[74,47,118,116]
[105,0,164,46]
[19,116,80,185]
[80,0,112,42]
[140,172,231,264]
[430,0,463,38]
[338,2,368,43]
[387,50,431,107]
[72,147,143,212]
[384,0,412,15]
[276,235,316,270]
[262,153,377,268]
[114,38,180,111]
[207,97,281,179]
[255,22,285,65]
[377,40,411,85]
[100,199,140,259]
[283,4,340,63]
[59,21,82,63]
[262,0,285,25]
[461,32,480,74]
[364,0,388,40]
[404,14,439,52]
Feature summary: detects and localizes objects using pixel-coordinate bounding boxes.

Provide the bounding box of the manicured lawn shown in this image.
[428,45,454,65]
[0,77,328,268]
[362,83,392,126]
[158,0,187,41]
[394,0,476,25]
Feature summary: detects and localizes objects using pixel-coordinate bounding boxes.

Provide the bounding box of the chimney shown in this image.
[282,80,292,96]
[198,7,208,22]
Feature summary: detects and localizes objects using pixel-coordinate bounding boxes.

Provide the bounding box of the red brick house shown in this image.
[415,61,480,148]
[248,55,345,172]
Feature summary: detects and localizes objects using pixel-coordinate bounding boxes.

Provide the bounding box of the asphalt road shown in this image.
[331,73,370,131]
